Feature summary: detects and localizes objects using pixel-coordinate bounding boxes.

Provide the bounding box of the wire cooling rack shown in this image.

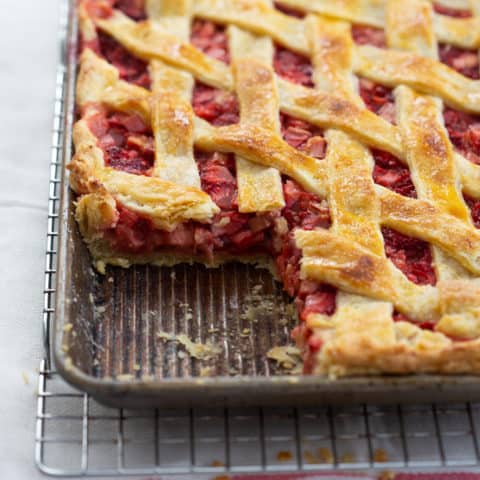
[36,0,480,476]
[36,360,480,476]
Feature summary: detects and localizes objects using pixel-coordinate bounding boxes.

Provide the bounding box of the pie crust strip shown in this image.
[228,21,285,212]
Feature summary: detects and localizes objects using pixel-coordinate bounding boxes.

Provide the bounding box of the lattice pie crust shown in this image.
[71,0,480,377]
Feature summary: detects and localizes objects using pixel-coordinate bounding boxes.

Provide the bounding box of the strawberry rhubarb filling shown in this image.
[436,8,480,97]
[438,4,480,164]
[273,2,305,19]
[82,30,151,88]
[191,19,230,64]
[83,0,146,20]
[434,2,479,80]
[433,2,472,18]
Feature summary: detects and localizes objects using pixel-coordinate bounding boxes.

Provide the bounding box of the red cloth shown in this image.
[223,473,480,480]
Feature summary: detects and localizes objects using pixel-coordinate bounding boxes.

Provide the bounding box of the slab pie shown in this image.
[70,0,480,376]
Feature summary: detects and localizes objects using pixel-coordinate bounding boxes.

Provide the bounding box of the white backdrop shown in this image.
[0,0,60,477]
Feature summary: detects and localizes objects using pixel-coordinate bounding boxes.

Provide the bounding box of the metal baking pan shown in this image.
[54,0,480,408]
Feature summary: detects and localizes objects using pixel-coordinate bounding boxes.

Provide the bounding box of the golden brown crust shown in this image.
[311,312,480,377]
[73,0,480,378]
[278,0,480,48]
[69,111,219,232]
[377,189,480,274]
[195,122,329,197]
[96,11,234,89]
[355,44,480,114]
[306,293,480,377]
[194,0,309,54]
[299,0,480,377]
[149,61,200,187]
[296,229,439,321]
[395,86,469,220]
[75,49,480,200]
[229,26,285,213]
[76,49,151,120]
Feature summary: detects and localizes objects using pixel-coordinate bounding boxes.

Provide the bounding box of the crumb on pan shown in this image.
[374,448,389,463]
[304,447,335,464]
[95,260,106,274]
[340,452,356,463]
[200,366,215,376]
[276,450,293,462]
[240,328,251,337]
[267,346,303,373]
[240,288,296,324]
[157,331,221,360]
[319,447,334,463]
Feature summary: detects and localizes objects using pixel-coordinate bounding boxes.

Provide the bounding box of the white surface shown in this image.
[0,1,477,479]
[0,0,60,477]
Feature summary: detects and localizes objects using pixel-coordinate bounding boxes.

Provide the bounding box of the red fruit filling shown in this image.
[291,323,324,373]
[433,3,472,18]
[280,113,326,159]
[275,182,334,360]
[372,149,417,198]
[359,78,396,124]
[103,149,276,257]
[114,0,146,20]
[382,227,436,286]
[281,179,331,232]
[393,312,436,331]
[82,0,115,19]
[439,45,479,79]
[443,108,480,165]
[360,80,415,199]
[464,194,480,228]
[87,111,154,175]
[273,46,314,87]
[432,4,476,78]
[189,20,237,127]
[94,31,151,88]
[192,83,240,126]
[197,151,238,210]
[190,19,230,64]
[273,2,306,18]
[351,25,387,48]
[102,157,329,259]
[83,0,146,20]
[276,234,335,321]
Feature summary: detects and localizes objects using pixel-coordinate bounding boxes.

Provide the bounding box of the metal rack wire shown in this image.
[36,0,480,476]
[43,0,68,374]
[36,361,480,476]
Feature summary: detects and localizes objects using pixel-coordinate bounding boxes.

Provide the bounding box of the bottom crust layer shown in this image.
[86,238,277,275]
